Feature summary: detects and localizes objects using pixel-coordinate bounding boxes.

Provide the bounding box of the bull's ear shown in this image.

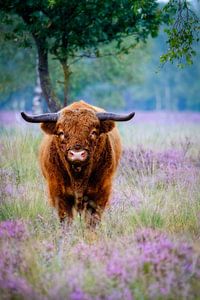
[100,120,115,133]
[41,122,57,135]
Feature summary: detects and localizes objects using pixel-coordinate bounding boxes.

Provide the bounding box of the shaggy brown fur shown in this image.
[39,100,121,226]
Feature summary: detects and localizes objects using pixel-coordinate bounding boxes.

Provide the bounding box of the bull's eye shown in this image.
[90,129,98,140]
[57,131,65,140]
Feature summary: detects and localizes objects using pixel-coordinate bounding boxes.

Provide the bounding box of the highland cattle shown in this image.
[21,100,135,227]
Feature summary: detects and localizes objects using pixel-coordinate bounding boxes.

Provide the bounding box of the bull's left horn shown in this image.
[96,112,135,121]
[21,112,60,123]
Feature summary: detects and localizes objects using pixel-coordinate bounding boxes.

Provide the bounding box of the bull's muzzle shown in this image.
[67,149,88,162]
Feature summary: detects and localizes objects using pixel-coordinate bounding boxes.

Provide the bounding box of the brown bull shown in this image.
[21,101,135,227]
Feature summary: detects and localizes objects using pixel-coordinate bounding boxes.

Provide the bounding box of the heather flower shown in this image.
[106,250,128,279]
[121,147,187,174]
[0,220,28,241]
[106,287,133,300]
[131,111,200,125]
[0,168,16,200]
[70,229,200,299]
[0,111,22,125]
[40,240,55,265]
[111,187,142,210]
[120,146,198,188]
[69,288,92,300]
[0,276,37,300]
[67,264,86,291]
[0,113,200,300]
[135,228,200,299]
[121,147,156,176]
[0,241,39,300]
[73,241,109,265]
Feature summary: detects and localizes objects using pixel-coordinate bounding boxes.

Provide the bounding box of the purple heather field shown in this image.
[0,110,200,300]
[1,110,200,126]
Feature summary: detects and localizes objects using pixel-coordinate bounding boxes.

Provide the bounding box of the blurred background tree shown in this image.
[0,0,199,112]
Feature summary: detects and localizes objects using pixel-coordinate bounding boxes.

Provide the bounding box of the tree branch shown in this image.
[69,42,138,65]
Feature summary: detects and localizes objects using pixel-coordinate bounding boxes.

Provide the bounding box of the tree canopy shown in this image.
[0,0,199,111]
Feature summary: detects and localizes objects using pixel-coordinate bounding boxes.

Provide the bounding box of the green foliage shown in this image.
[1,0,198,66]
[0,15,35,108]
[0,0,163,110]
[49,38,150,108]
[1,31,200,111]
[0,12,32,48]
[0,38,35,95]
[130,30,200,111]
[0,0,199,111]
[160,0,200,66]
[0,0,161,60]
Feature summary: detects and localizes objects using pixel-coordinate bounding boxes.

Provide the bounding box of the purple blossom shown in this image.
[0,240,40,299]
[0,276,37,300]
[71,229,200,299]
[135,228,200,299]
[121,147,187,174]
[1,110,200,300]
[0,220,28,241]
[70,288,92,300]
[106,288,134,300]
[0,168,16,200]
[120,146,198,187]
[130,111,200,125]
[1,111,200,127]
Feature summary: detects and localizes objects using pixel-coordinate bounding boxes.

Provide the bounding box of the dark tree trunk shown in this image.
[20,14,61,112]
[34,38,61,112]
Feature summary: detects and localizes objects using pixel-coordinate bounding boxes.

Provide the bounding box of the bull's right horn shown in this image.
[96,111,135,122]
[21,112,60,123]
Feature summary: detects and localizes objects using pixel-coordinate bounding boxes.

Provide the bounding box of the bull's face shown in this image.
[41,109,115,165]
[21,104,135,167]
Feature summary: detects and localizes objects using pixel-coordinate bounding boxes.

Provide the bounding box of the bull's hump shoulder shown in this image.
[65,100,92,111]
[64,100,105,113]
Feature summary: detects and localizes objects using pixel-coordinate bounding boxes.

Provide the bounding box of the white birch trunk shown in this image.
[32,56,43,114]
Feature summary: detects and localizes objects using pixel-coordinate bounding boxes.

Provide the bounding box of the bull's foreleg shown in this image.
[85,204,102,228]
[48,184,75,224]
[85,185,111,228]
[52,195,74,224]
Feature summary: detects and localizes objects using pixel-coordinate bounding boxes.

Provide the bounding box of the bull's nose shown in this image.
[68,149,88,162]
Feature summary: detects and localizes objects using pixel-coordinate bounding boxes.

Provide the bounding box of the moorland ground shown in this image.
[0,112,200,300]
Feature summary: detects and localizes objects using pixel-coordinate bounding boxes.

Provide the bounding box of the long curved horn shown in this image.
[96,111,135,122]
[21,112,60,123]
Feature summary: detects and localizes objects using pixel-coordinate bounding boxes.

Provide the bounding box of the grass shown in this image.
[0,117,200,299]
